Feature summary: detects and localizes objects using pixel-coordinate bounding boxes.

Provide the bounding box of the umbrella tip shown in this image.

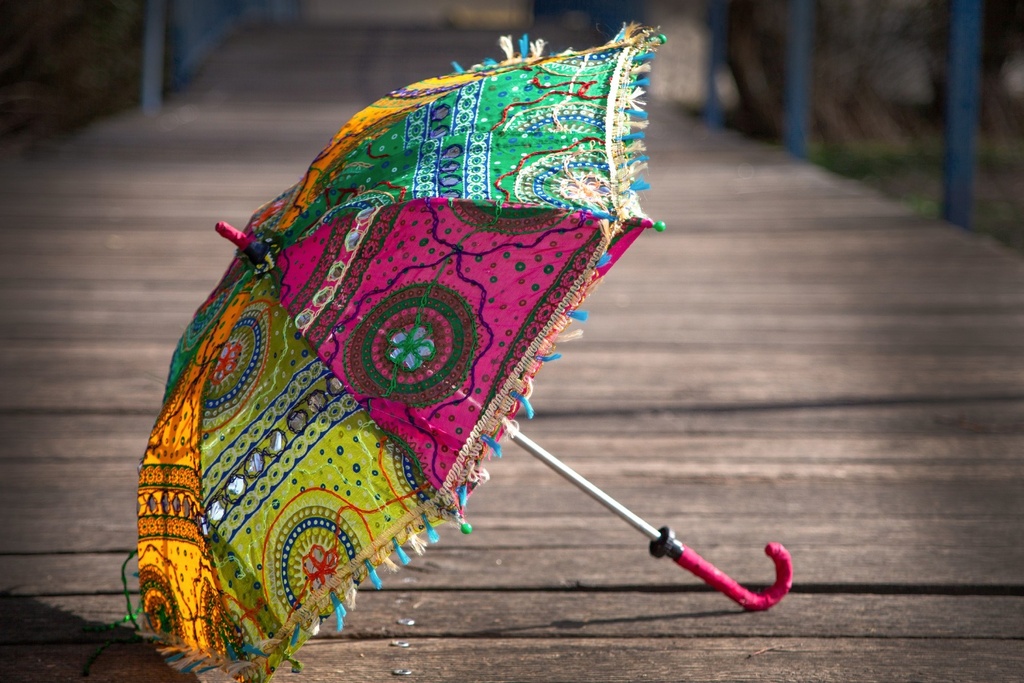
[215,221,252,249]
[215,221,273,268]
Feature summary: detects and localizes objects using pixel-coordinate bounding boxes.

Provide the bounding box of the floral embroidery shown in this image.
[560,171,612,204]
[302,544,339,591]
[387,325,435,371]
[210,341,243,385]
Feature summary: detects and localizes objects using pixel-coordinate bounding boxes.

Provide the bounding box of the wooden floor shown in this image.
[2,23,1024,683]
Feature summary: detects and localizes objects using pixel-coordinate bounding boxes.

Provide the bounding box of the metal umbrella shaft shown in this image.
[509,431,661,541]
[509,431,793,611]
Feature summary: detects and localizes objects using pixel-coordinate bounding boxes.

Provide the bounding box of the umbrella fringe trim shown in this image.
[442,223,612,493]
[607,27,660,221]
[139,635,259,679]
[140,500,449,680]
[241,498,451,671]
[440,25,661,488]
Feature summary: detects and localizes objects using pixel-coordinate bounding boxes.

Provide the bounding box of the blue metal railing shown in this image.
[943,0,984,231]
[783,0,815,160]
[141,0,298,114]
[703,0,728,131]
[703,0,983,231]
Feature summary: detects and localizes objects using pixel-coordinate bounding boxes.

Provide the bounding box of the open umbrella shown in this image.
[137,25,791,681]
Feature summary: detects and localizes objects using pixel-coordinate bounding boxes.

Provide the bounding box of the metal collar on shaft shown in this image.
[649,526,684,560]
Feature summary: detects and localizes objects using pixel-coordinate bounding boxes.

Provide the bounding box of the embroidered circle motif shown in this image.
[200,580,241,656]
[264,495,359,614]
[138,566,180,636]
[381,431,433,504]
[202,300,270,429]
[344,283,477,406]
[183,286,233,352]
[387,325,436,371]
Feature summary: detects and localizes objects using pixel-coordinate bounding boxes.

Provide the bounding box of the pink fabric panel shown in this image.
[278,199,604,490]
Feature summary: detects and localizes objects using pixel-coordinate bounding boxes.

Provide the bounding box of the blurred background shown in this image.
[1,0,1021,250]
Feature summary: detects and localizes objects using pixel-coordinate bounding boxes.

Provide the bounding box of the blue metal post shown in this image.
[704,0,728,130]
[943,0,984,230]
[784,0,815,159]
[140,0,167,114]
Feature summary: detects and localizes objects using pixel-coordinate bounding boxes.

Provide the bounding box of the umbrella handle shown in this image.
[509,432,792,611]
[650,527,792,611]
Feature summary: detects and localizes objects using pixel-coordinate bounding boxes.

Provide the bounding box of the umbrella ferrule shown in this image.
[242,240,271,265]
[649,526,685,561]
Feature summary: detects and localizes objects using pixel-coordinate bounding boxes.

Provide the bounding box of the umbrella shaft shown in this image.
[510,431,661,541]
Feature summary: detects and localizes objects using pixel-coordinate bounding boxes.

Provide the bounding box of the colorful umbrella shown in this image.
[137,25,790,681]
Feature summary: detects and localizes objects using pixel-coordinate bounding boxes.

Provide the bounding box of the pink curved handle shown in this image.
[676,542,793,611]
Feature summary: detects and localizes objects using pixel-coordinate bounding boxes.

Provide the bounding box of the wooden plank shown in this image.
[8,411,1024,469]
[5,223,1022,294]
[0,643,198,683]
[241,637,1024,683]
[4,290,1023,345]
[4,464,1022,584]
[5,345,1022,415]
[4,637,1022,683]
[6,298,1024,347]
[5,592,1024,645]
[4,393,1023,444]
[6,507,1024,596]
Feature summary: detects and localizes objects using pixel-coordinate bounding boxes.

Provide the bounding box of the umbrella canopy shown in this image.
[138,25,666,680]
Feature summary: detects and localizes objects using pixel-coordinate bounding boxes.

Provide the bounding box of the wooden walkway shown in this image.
[2,24,1024,682]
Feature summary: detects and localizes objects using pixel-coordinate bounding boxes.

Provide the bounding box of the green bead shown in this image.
[656,34,668,45]
[460,522,473,535]
[653,220,667,232]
